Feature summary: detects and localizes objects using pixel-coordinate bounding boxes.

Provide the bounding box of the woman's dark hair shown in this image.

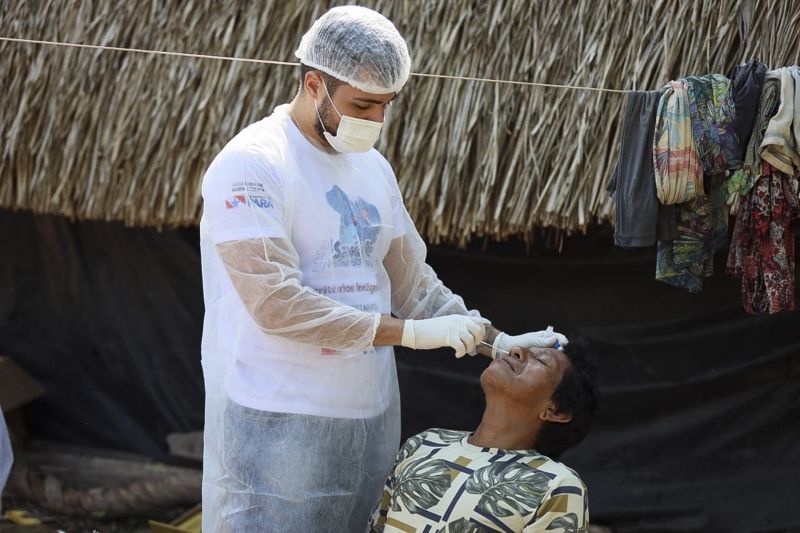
[535,338,599,459]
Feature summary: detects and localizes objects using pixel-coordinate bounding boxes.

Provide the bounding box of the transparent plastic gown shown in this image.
[199,128,480,531]
[0,410,12,514]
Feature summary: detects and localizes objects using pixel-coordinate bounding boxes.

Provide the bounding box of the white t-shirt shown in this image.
[200,104,407,419]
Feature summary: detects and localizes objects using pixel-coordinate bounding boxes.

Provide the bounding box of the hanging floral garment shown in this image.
[684,74,741,171]
[653,80,704,205]
[656,178,728,293]
[655,75,738,292]
[727,163,799,314]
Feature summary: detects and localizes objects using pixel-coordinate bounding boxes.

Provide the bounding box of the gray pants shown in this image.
[216,400,400,532]
[608,89,677,246]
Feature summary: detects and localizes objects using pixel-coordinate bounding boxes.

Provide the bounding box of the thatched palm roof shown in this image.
[1,1,799,245]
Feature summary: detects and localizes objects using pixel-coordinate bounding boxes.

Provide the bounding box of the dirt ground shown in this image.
[0,497,187,533]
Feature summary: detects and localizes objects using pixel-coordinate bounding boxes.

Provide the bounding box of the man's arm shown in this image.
[384,233,482,322]
[382,183,565,355]
[218,238,481,354]
[384,234,565,357]
[374,315,404,346]
[218,237,385,351]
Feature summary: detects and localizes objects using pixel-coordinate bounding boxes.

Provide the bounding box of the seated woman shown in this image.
[370,341,599,533]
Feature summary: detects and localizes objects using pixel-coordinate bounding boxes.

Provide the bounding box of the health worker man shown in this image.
[198,6,568,532]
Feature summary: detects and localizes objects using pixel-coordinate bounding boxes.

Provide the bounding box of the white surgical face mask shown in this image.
[314,80,384,153]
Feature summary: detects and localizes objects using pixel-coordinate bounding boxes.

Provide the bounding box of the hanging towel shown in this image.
[760,67,800,176]
[793,65,800,171]
[653,80,703,205]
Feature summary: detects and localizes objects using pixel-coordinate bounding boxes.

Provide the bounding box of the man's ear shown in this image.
[540,404,572,424]
[305,71,322,99]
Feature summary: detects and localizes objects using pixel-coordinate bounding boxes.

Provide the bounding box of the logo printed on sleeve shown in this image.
[225,181,275,209]
[224,195,275,209]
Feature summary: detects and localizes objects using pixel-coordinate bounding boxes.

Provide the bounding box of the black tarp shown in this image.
[0,210,204,456]
[1,209,798,532]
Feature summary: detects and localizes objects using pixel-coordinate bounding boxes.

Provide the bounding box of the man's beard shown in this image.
[314,97,339,141]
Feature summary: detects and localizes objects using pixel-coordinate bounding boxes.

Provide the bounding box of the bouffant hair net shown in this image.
[295,6,412,94]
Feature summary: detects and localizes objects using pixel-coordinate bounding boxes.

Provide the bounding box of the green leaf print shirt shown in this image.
[370,428,588,533]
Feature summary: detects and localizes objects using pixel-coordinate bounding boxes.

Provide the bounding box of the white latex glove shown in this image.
[401,315,487,358]
[493,325,568,358]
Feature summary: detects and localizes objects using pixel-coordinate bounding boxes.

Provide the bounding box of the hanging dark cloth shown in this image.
[727,61,768,159]
[724,75,781,201]
[608,90,665,247]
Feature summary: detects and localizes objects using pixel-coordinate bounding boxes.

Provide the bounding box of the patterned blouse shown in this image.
[370,428,589,533]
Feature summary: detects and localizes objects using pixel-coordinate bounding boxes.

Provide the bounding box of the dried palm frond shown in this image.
[1,0,799,246]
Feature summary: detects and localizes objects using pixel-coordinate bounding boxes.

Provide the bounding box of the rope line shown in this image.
[0,36,629,94]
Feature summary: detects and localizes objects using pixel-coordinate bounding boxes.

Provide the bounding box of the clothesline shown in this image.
[0,36,630,94]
